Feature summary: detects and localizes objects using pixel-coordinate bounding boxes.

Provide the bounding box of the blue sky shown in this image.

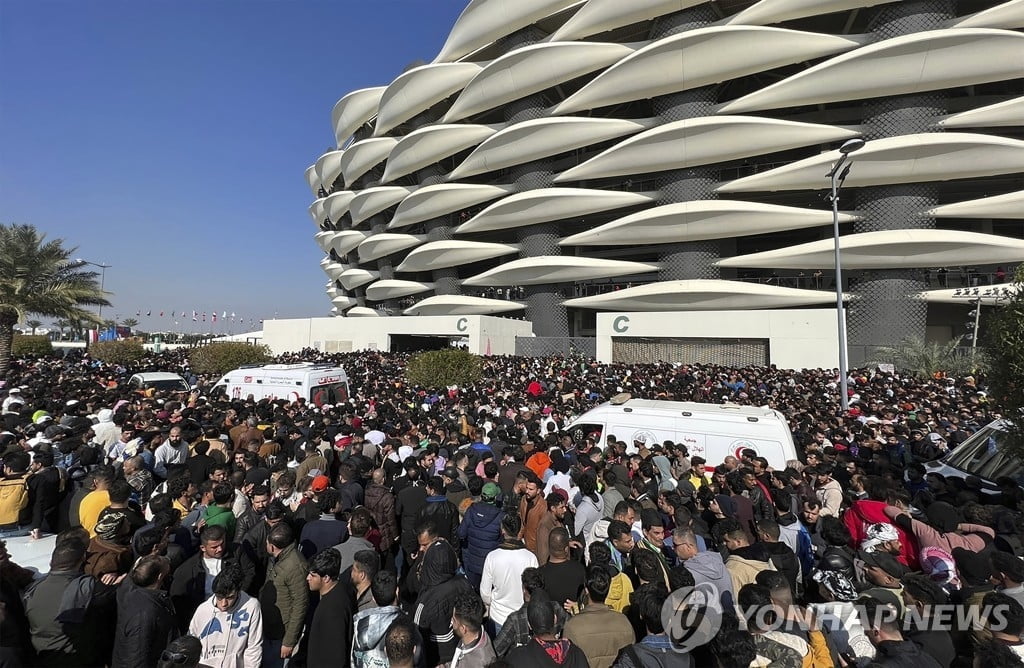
[0,0,466,332]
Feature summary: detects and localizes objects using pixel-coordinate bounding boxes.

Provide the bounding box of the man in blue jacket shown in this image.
[458,482,503,588]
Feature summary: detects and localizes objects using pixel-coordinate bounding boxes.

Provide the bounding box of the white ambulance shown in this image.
[564,394,798,469]
[211,363,350,407]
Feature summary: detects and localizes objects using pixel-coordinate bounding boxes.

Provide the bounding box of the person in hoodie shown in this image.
[611,583,691,668]
[413,538,474,667]
[91,408,121,451]
[810,464,843,517]
[720,519,776,594]
[772,488,815,579]
[457,482,503,588]
[505,593,590,668]
[671,526,734,609]
[416,476,460,553]
[353,570,420,668]
[188,562,263,668]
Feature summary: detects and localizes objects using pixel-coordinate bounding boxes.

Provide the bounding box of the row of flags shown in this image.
[130,310,265,325]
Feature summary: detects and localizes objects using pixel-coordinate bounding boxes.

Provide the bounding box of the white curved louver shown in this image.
[357,233,425,263]
[718,133,1024,193]
[308,199,327,228]
[434,0,581,63]
[388,184,514,230]
[456,189,658,234]
[553,27,860,115]
[717,230,1024,269]
[442,42,636,122]
[324,191,358,222]
[950,0,1024,29]
[304,165,319,196]
[555,117,859,183]
[463,256,658,286]
[340,138,399,188]
[330,231,369,256]
[560,201,857,246]
[450,117,655,180]
[927,191,1024,219]
[563,280,839,311]
[549,0,706,42]
[404,295,526,316]
[346,307,384,317]
[725,0,895,26]
[719,29,1024,113]
[338,268,379,291]
[365,279,434,301]
[382,124,499,183]
[396,240,520,272]
[939,96,1024,128]
[349,186,414,226]
[314,150,345,190]
[374,62,483,136]
[331,87,386,147]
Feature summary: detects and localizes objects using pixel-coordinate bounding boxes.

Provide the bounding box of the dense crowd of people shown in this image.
[0,348,1021,668]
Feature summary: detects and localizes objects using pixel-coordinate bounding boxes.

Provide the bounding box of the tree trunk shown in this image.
[0,314,16,378]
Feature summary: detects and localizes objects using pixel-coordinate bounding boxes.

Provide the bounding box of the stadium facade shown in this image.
[304,0,1023,365]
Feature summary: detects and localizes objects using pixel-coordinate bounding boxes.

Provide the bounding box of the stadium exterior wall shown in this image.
[261,316,533,357]
[595,309,839,370]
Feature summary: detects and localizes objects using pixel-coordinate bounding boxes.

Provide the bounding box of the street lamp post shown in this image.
[76,259,111,319]
[828,138,865,413]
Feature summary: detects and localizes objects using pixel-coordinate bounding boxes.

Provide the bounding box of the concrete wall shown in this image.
[262,316,534,356]
[595,309,840,370]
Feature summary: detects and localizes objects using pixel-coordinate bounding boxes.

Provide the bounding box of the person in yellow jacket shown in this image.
[0,451,30,534]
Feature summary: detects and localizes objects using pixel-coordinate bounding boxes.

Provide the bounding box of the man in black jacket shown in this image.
[26,450,62,537]
[395,458,427,575]
[304,547,353,668]
[170,524,253,631]
[111,555,177,668]
[416,477,459,552]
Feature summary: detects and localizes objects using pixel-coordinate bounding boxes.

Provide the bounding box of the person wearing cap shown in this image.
[457,481,503,589]
[442,465,469,509]
[0,388,23,416]
[858,550,909,615]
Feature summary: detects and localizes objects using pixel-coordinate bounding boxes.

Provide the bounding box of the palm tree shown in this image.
[122,317,139,334]
[0,224,109,373]
[872,335,984,379]
[52,319,71,341]
[25,319,42,335]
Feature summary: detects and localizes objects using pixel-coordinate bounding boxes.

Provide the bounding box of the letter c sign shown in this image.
[456,317,468,332]
[613,315,630,333]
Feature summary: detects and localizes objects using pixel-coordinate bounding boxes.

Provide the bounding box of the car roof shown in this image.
[131,372,187,381]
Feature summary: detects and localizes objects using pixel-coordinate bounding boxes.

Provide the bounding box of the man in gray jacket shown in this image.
[671,526,734,610]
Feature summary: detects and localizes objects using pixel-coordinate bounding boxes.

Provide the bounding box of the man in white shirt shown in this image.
[480,513,538,636]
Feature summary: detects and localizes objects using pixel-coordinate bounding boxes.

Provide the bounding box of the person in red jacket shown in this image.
[843,484,919,570]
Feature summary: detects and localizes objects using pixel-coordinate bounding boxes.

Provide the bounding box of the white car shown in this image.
[3,533,56,578]
[924,419,1019,494]
[126,372,191,393]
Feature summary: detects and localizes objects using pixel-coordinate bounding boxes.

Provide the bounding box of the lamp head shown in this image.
[839,138,865,155]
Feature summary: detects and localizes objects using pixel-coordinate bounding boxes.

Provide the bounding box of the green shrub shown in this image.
[190,342,272,375]
[11,334,53,357]
[90,339,145,365]
[405,348,482,389]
